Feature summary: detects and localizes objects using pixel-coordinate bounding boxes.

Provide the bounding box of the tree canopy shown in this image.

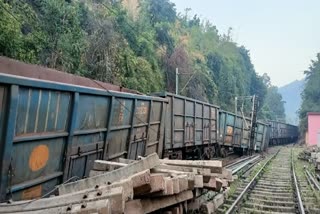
[0,0,285,120]
[299,53,320,133]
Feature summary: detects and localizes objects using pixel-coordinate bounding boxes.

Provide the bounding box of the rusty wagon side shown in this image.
[0,72,167,202]
[269,120,299,145]
[254,121,270,152]
[218,110,252,156]
[153,92,219,160]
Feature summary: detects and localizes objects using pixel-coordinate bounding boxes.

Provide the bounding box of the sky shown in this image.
[171,0,320,87]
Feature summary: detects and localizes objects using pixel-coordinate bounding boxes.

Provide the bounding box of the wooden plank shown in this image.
[199,202,215,214]
[124,200,144,214]
[194,175,204,188]
[159,159,222,173]
[12,199,112,214]
[177,175,189,192]
[131,170,151,189]
[155,164,211,174]
[58,153,160,195]
[141,190,193,213]
[135,173,165,196]
[149,173,166,193]
[118,158,136,164]
[203,177,217,190]
[215,178,223,192]
[209,169,233,181]
[172,177,180,194]
[93,160,127,171]
[151,168,201,190]
[151,177,174,196]
[164,177,174,195]
[187,196,207,211]
[0,187,122,213]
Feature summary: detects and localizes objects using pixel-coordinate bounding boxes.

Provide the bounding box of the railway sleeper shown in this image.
[255,183,292,189]
[302,196,319,203]
[253,187,293,193]
[263,174,291,177]
[249,193,294,202]
[240,207,295,214]
[250,190,293,198]
[248,198,295,207]
[262,175,291,179]
[258,181,291,187]
[305,207,320,214]
[260,176,291,181]
[303,202,320,209]
[244,202,296,213]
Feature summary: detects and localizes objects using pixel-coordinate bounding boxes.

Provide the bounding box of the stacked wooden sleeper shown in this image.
[0,153,232,213]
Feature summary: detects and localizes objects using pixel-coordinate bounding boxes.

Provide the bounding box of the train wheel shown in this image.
[210,146,216,159]
[195,147,202,160]
[203,146,216,160]
[220,147,227,158]
[215,144,222,157]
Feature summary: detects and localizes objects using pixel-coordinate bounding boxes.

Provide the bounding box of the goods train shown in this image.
[0,57,298,201]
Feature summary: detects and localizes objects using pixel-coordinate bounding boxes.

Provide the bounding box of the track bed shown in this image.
[219,146,307,214]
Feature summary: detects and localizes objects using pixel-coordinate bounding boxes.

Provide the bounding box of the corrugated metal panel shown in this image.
[218,111,251,149]
[0,74,167,202]
[268,120,298,145]
[154,92,219,152]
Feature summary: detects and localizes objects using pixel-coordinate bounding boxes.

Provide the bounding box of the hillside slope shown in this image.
[278,79,305,125]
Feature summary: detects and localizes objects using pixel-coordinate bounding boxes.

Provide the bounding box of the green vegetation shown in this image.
[0,0,285,117]
[299,53,320,133]
[260,84,286,121]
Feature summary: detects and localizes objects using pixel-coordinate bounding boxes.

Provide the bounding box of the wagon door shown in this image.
[65,94,110,180]
[0,85,72,201]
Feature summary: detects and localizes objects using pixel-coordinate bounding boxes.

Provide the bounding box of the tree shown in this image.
[261,86,286,121]
[146,0,176,25]
[299,53,320,133]
[0,0,275,112]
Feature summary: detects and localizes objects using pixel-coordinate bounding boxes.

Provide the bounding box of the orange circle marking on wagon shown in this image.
[29,145,49,171]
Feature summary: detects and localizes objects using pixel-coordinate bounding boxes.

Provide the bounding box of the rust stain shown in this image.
[22,185,42,200]
[29,145,49,171]
[136,102,148,115]
[118,100,125,123]
[226,126,233,135]
[225,136,233,145]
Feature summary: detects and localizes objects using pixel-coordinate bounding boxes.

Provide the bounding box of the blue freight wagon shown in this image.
[269,120,299,145]
[254,121,270,152]
[218,110,252,156]
[0,61,167,201]
[218,111,270,156]
[153,92,219,160]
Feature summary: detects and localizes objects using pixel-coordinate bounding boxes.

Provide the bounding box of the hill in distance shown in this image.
[278,79,305,125]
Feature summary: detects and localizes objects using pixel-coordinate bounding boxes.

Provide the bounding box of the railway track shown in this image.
[294,149,320,214]
[225,155,261,175]
[218,147,305,214]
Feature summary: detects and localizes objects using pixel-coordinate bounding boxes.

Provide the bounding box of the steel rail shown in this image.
[225,156,254,169]
[305,172,316,192]
[305,169,320,191]
[225,150,279,214]
[292,150,305,214]
[231,155,261,175]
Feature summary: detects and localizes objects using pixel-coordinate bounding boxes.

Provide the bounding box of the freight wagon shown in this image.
[154,95,270,159]
[153,92,219,160]
[218,111,270,156]
[269,120,299,145]
[254,121,270,151]
[0,57,299,202]
[0,66,167,201]
[218,111,252,157]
